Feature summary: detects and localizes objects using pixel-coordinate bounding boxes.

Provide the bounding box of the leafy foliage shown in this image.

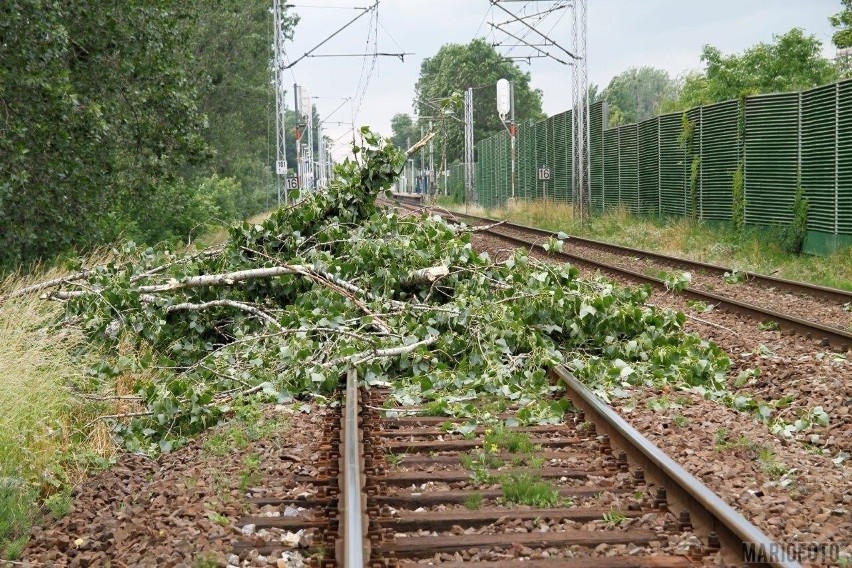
[830,0,852,49]
[413,39,545,164]
[780,178,809,255]
[41,129,729,453]
[601,67,677,126]
[662,29,837,112]
[0,0,299,269]
[732,162,746,233]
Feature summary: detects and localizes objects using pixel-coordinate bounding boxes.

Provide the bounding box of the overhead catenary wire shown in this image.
[489,0,577,60]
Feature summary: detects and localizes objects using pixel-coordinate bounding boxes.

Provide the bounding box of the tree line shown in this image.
[0,0,299,269]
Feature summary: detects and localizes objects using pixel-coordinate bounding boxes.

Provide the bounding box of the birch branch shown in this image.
[166,299,282,329]
[138,265,312,293]
[404,132,437,158]
[400,266,449,288]
[324,335,438,368]
[2,270,92,302]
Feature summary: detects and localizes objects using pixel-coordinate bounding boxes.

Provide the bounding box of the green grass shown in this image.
[0,273,107,558]
[0,216,287,560]
[193,552,220,568]
[602,508,626,526]
[757,448,789,479]
[501,473,561,507]
[442,200,852,291]
[204,401,288,457]
[464,492,483,510]
[484,426,535,454]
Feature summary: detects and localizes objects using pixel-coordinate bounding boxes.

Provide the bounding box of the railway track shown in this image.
[230,367,799,566]
[388,196,852,350]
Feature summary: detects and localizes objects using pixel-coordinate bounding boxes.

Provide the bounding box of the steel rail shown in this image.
[341,368,366,566]
[389,200,852,349]
[552,366,801,568]
[445,209,852,304]
[481,221,852,349]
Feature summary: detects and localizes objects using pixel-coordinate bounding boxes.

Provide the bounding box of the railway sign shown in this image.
[538,167,551,181]
[286,176,299,190]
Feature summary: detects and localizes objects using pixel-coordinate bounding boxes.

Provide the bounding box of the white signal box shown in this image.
[496,79,511,120]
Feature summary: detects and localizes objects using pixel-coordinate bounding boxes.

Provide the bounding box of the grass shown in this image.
[757,448,789,479]
[0,212,281,560]
[194,209,276,249]
[501,473,561,507]
[238,454,262,492]
[203,397,289,458]
[484,426,535,454]
[602,508,626,527]
[442,199,852,290]
[0,268,114,558]
[464,492,484,510]
[193,552,220,568]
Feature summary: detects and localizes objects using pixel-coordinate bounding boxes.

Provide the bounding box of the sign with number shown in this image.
[286,177,299,190]
[276,161,287,175]
[538,167,551,181]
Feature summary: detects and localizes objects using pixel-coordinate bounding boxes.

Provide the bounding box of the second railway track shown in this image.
[388,197,852,351]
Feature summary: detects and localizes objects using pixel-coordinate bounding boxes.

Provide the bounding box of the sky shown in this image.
[280,0,842,160]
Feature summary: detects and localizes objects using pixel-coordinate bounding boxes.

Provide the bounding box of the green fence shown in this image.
[473,78,852,254]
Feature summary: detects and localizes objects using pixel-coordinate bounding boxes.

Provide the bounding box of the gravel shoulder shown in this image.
[21,403,325,567]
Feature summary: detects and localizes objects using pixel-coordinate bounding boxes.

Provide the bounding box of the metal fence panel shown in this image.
[619,124,640,212]
[589,101,604,210]
[744,93,799,226]
[638,118,659,214]
[533,119,548,200]
[603,128,619,208]
[837,80,852,234]
[802,84,836,233]
[685,107,702,217]
[659,113,686,216]
[551,110,571,202]
[517,121,535,200]
[700,100,738,221]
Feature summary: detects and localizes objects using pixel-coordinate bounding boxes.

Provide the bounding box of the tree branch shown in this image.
[166,299,282,329]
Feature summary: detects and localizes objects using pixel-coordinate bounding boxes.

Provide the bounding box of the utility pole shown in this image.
[308,112,315,189]
[571,0,590,220]
[272,0,288,204]
[464,87,475,204]
[316,120,326,189]
[420,124,426,195]
[405,136,411,193]
[428,119,434,195]
[294,85,312,191]
[294,83,303,191]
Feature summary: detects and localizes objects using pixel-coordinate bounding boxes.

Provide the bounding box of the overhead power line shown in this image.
[281,1,378,70]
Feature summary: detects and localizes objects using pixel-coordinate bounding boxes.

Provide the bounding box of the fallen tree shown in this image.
[7,128,729,453]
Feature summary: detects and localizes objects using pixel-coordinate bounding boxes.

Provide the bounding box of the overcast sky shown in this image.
[282,1,841,160]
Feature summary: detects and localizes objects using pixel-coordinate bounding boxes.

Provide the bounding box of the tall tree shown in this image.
[413,39,545,164]
[831,0,852,76]
[191,0,298,218]
[600,67,676,126]
[390,113,418,153]
[662,28,836,112]
[0,0,210,266]
[830,0,852,48]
